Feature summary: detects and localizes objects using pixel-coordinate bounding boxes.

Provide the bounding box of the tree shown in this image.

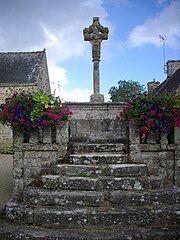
[108,80,146,102]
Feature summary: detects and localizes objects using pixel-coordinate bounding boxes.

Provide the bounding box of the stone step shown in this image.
[42,175,148,191]
[5,200,180,230]
[32,207,174,230]
[56,163,148,177]
[23,187,180,208]
[23,188,105,207]
[69,142,127,154]
[109,188,180,207]
[1,219,180,240]
[70,153,128,165]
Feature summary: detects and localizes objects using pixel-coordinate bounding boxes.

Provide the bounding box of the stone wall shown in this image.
[129,124,180,188]
[12,121,69,199]
[67,102,127,143]
[0,84,40,103]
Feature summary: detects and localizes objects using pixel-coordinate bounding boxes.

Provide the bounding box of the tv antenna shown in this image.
[159,34,167,74]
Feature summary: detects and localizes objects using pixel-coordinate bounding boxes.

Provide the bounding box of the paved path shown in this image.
[0,154,13,208]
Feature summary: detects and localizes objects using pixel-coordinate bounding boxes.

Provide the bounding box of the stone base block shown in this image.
[90,94,104,103]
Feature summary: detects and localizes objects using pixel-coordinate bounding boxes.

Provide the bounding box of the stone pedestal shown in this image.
[90,93,104,103]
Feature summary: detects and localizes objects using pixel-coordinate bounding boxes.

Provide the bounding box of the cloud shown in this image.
[0,0,111,101]
[48,64,68,89]
[126,0,180,49]
[53,87,110,103]
[53,87,92,102]
[0,0,108,58]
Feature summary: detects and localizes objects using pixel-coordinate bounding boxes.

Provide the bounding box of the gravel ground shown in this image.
[0,154,13,208]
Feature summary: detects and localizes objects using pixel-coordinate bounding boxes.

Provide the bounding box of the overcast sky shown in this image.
[0,0,180,102]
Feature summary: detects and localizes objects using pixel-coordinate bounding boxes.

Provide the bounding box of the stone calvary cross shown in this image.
[83,17,109,102]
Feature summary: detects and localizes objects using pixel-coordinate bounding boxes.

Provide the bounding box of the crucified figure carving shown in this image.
[83,17,109,61]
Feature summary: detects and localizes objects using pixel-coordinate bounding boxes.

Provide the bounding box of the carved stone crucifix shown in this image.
[83,17,109,102]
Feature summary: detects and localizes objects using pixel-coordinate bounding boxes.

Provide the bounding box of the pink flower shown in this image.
[141,126,147,134]
[150,110,156,116]
[58,112,63,120]
[175,121,180,127]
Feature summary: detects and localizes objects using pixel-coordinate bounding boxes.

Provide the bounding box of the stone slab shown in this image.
[42,175,148,191]
[24,188,105,207]
[69,142,126,153]
[1,220,180,240]
[109,188,180,207]
[70,153,128,165]
[34,207,88,229]
[56,163,148,178]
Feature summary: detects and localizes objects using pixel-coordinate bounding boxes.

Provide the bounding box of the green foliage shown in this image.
[109,80,146,102]
[0,143,13,154]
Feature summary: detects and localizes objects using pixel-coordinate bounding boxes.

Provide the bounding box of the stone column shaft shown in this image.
[93,61,100,94]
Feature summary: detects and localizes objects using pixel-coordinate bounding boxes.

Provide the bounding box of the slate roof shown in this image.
[0,49,46,85]
[155,67,180,93]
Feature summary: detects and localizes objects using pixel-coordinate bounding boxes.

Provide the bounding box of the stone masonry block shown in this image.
[24,188,105,207]
[71,153,128,165]
[71,143,126,154]
[56,164,102,177]
[13,179,24,198]
[6,200,34,224]
[34,208,88,229]
[148,176,164,189]
[109,191,149,207]
[88,208,155,229]
[99,177,147,191]
[129,144,142,163]
[42,175,59,189]
[29,128,39,143]
[13,167,23,179]
[56,121,69,145]
[24,151,58,168]
[109,189,180,207]
[24,167,52,179]
[106,164,147,177]
[58,177,100,191]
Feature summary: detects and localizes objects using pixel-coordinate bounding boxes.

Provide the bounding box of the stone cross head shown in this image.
[83,17,109,61]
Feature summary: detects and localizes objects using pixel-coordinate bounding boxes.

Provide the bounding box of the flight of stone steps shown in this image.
[2,141,180,239]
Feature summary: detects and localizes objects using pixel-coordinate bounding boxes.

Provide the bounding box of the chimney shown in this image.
[167,60,180,78]
[147,78,160,93]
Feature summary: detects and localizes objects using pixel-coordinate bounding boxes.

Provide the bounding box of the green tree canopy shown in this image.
[108,80,146,102]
